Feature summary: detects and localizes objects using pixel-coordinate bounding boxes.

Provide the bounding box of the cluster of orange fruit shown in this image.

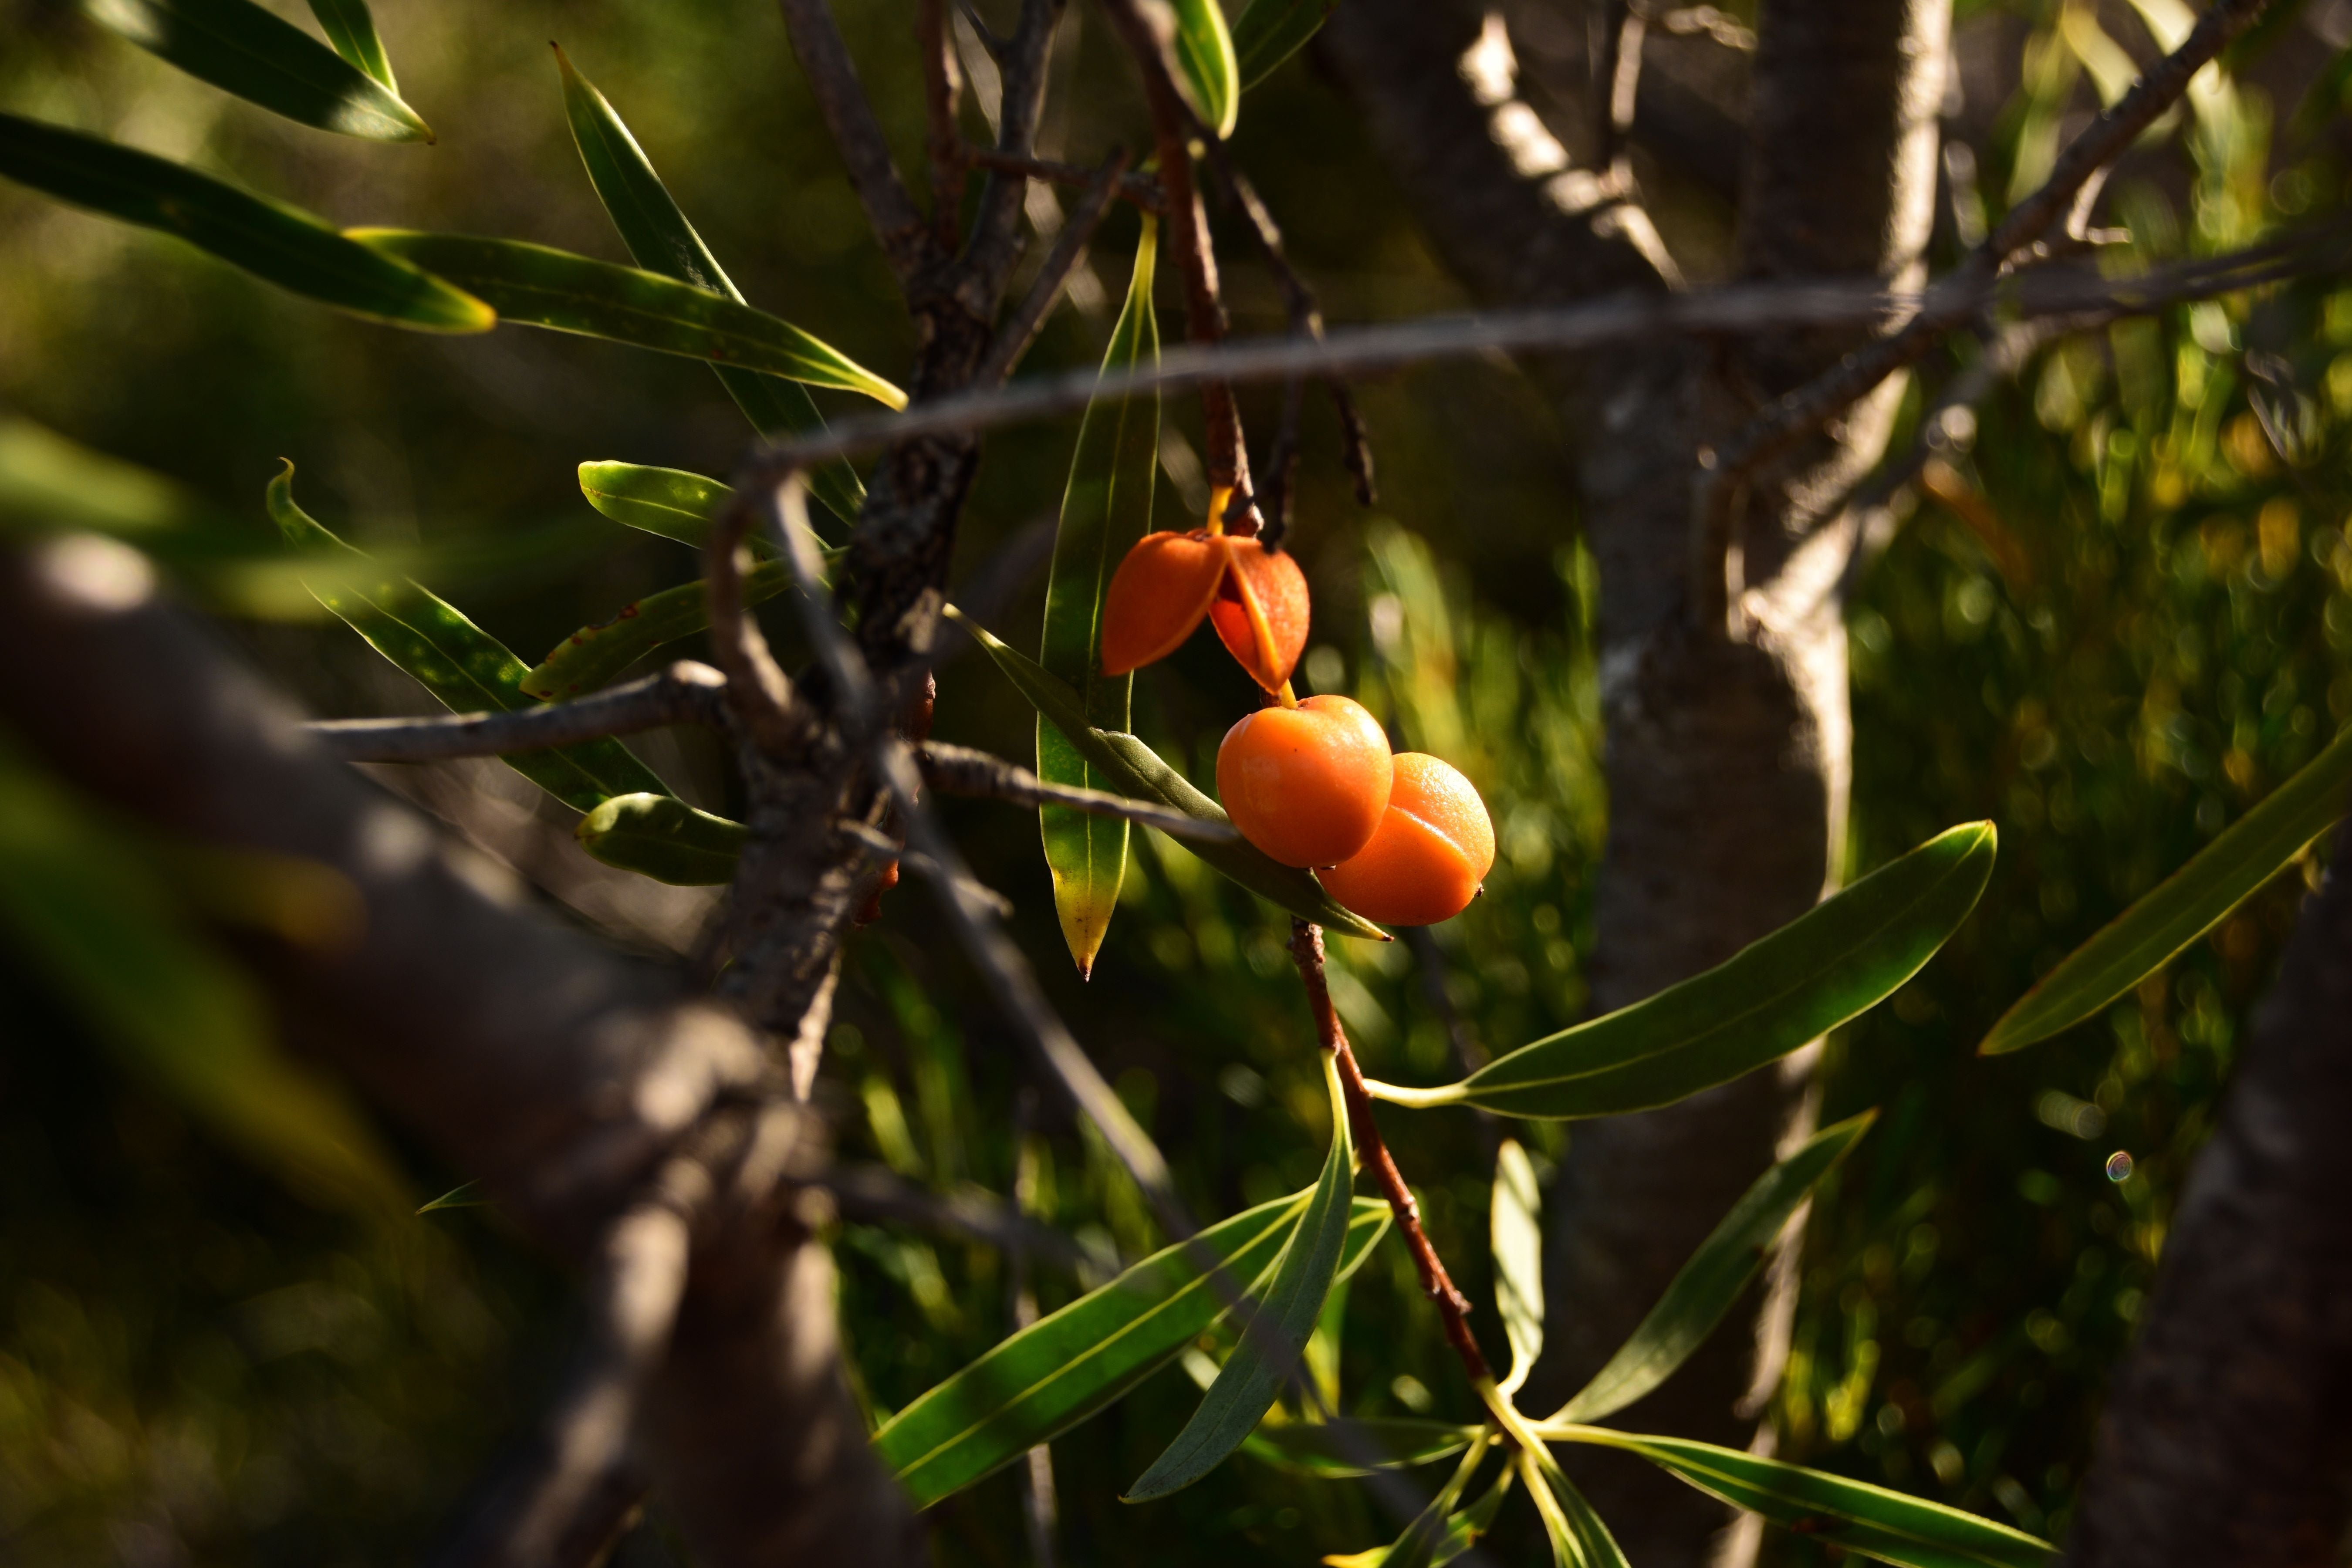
[1099,510,1494,927]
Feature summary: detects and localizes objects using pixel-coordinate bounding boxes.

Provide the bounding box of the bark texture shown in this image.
[0,536,924,1568]
[1323,3,1946,1560]
[2065,825,2352,1567]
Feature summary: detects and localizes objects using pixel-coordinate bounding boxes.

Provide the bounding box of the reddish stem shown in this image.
[1289,920,1494,1387]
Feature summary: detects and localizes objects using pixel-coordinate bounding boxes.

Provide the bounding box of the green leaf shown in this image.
[0,733,407,1215]
[1169,0,1242,136]
[1490,1137,1544,1396]
[1128,1054,1356,1500]
[1432,1461,1517,1566]
[1980,726,2352,1054]
[348,231,906,407]
[1243,1418,1480,1479]
[1551,1110,1876,1425]
[1558,1430,2058,1568]
[307,0,397,90]
[576,461,743,550]
[554,47,865,525]
[1525,1451,1632,1568]
[416,1179,483,1214]
[875,1190,1389,1507]
[524,560,796,700]
[1231,0,1342,88]
[1323,1439,1493,1568]
[85,0,431,142]
[1039,217,1160,977]
[575,794,748,885]
[0,113,490,332]
[267,463,672,813]
[1412,824,1994,1118]
[953,609,1387,940]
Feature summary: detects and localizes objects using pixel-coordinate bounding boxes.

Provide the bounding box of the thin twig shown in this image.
[963,146,1166,211]
[306,663,729,762]
[704,489,811,754]
[1596,0,1646,179]
[977,148,1134,386]
[818,1161,1093,1274]
[1290,921,1495,1389]
[918,740,1241,841]
[775,0,935,282]
[1010,1092,1060,1568]
[1687,0,2281,631]
[731,222,2349,485]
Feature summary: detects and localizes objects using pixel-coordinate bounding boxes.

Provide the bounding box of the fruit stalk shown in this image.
[1288,919,1494,1387]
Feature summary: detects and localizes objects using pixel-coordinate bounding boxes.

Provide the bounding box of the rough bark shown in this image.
[0,535,923,1568]
[1322,3,1945,1561]
[2065,825,2352,1567]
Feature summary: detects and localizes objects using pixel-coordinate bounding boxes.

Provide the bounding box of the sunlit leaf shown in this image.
[268,463,672,813]
[0,114,490,331]
[1232,0,1343,88]
[1391,824,1994,1117]
[524,561,795,700]
[576,461,742,550]
[0,734,406,1215]
[875,1190,1389,1507]
[1490,1137,1543,1396]
[1431,1462,1517,1566]
[1556,1430,2057,1568]
[1169,0,1242,136]
[1322,1439,1492,1568]
[1980,727,2352,1054]
[954,609,1386,939]
[1128,1053,1357,1500]
[554,47,865,524]
[1244,1417,1480,1478]
[307,0,397,90]
[1524,1448,1631,1568]
[1038,218,1159,976]
[1551,1111,1875,1424]
[348,231,906,406]
[574,793,747,885]
[85,0,431,141]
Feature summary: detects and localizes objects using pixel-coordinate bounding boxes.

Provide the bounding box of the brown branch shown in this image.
[775,0,936,282]
[1289,920,1494,1388]
[920,0,968,253]
[1094,0,1257,529]
[306,663,729,762]
[703,496,811,755]
[1690,0,2281,627]
[963,0,1065,297]
[916,739,1240,841]
[962,146,1166,211]
[976,147,1133,386]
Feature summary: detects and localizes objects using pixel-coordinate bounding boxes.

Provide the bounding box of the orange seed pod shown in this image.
[1215,695,1393,868]
[1318,752,1495,926]
[1098,528,1311,694]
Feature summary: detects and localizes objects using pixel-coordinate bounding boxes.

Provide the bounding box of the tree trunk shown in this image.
[1324,2,1946,1559]
[2065,824,2352,1566]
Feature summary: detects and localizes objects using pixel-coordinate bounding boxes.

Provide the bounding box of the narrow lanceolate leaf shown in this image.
[1323,1439,1493,1568]
[416,1179,483,1214]
[1243,1418,1480,1478]
[1039,218,1160,976]
[268,464,672,813]
[577,461,743,550]
[1422,824,1995,1118]
[554,48,864,524]
[1432,1463,1518,1568]
[0,734,406,1215]
[349,231,907,407]
[1490,1138,1544,1396]
[85,0,431,141]
[955,609,1386,939]
[523,560,796,699]
[1560,1430,2058,1568]
[876,1191,1389,1507]
[307,0,398,90]
[1169,0,1242,136]
[1551,1110,1876,1425]
[0,114,490,331]
[1981,726,2352,1054]
[1128,1054,1358,1501]
[1525,1450,1632,1568]
[575,794,748,885]
[1231,0,1343,88]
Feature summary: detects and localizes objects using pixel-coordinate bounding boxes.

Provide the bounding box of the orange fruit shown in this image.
[1098,528,1310,694]
[1215,695,1393,868]
[1318,753,1495,926]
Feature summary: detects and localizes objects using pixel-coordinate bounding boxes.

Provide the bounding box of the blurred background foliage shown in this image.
[1,0,2349,1561]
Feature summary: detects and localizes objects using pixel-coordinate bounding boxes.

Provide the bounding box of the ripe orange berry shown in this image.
[1216,695,1393,868]
[1099,529,1310,694]
[1318,753,1495,926]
